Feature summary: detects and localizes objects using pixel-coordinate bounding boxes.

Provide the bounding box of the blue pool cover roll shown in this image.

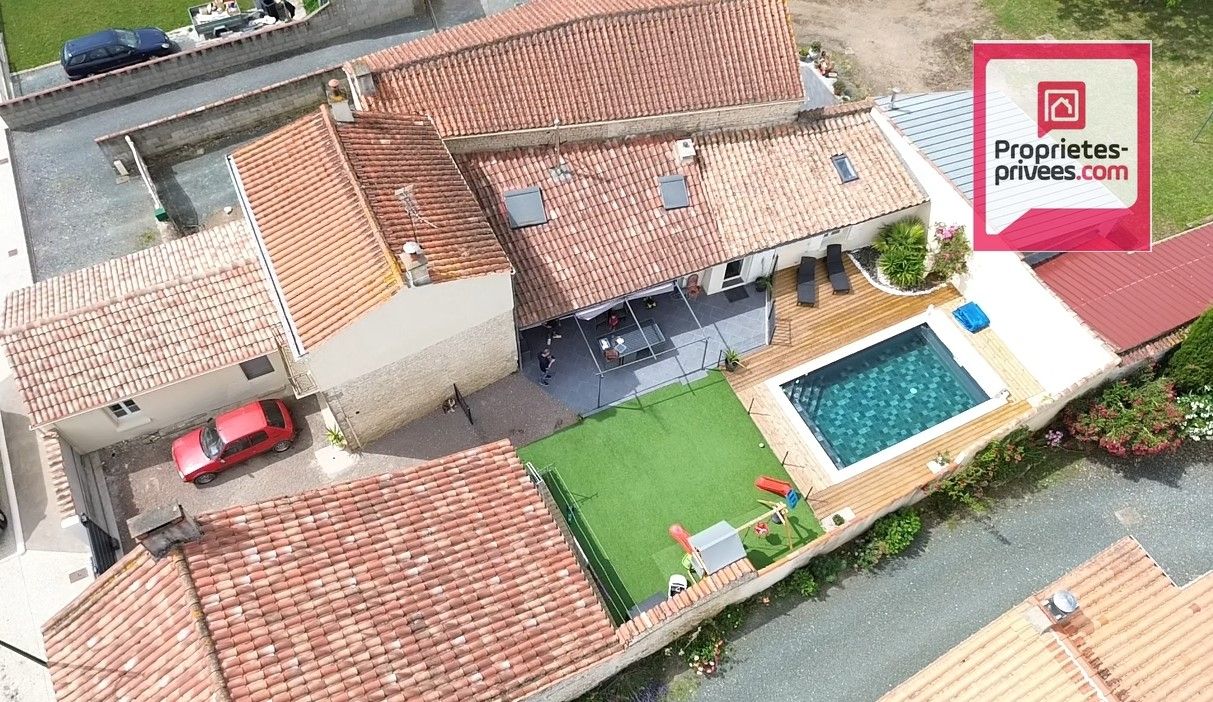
[953,302,990,333]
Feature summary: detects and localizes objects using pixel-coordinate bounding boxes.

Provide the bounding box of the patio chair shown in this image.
[826,244,852,294]
[797,256,818,306]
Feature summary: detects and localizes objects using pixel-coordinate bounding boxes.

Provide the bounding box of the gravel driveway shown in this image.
[694,444,1213,701]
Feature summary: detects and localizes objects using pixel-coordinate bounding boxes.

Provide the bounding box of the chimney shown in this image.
[402,241,431,286]
[673,138,696,167]
[889,87,901,110]
[351,60,376,97]
[127,504,202,560]
[330,101,355,124]
[326,78,347,103]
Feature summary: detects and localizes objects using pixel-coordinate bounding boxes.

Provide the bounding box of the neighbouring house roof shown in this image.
[459,101,926,326]
[231,107,509,352]
[43,440,621,702]
[37,429,76,518]
[1033,221,1213,352]
[354,0,803,138]
[1,222,281,428]
[875,91,974,200]
[882,537,1213,701]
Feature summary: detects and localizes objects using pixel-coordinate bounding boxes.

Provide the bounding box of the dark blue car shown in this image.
[60,28,178,80]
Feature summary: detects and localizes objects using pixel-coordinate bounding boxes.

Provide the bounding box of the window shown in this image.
[503,187,548,228]
[259,400,286,429]
[658,175,690,210]
[240,356,275,380]
[221,435,255,459]
[831,154,859,183]
[722,259,744,285]
[200,425,224,459]
[107,399,141,419]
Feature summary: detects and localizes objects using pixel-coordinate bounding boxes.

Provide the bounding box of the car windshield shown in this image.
[200,425,224,459]
[114,29,139,48]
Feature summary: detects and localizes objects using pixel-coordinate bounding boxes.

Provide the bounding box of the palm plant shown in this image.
[875,217,928,288]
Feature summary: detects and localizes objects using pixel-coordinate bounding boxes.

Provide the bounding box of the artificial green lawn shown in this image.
[519,373,822,622]
[985,0,1213,238]
[0,0,189,70]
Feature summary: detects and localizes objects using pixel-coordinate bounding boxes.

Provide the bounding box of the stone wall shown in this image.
[0,0,416,129]
[327,309,517,445]
[96,67,346,171]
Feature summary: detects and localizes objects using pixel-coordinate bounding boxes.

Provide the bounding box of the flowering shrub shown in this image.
[928,223,971,281]
[937,427,1038,508]
[1179,386,1213,441]
[1044,429,1065,448]
[672,621,726,675]
[1064,375,1184,457]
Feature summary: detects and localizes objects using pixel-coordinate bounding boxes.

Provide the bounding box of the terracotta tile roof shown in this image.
[1034,221,1213,351]
[232,107,509,352]
[700,102,927,254]
[882,537,1213,701]
[459,103,926,326]
[37,429,76,518]
[356,0,803,137]
[44,441,622,702]
[1,222,281,427]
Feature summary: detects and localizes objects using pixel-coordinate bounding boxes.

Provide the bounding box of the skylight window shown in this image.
[831,154,859,183]
[504,187,548,228]
[658,175,690,210]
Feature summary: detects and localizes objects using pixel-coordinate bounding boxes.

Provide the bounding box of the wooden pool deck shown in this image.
[726,260,1042,521]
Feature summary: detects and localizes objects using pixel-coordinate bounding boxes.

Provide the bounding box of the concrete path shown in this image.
[695,444,1213,702]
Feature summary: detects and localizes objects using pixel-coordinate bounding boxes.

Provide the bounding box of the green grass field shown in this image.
[986,0,1213,237]
[0,0,189,70]
[519,373,822,622]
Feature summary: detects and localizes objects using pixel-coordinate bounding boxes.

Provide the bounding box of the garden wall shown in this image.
[0,0,415,129]
[95,67,346,172]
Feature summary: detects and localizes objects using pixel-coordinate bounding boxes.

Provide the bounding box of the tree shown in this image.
[1167,307,1213,392]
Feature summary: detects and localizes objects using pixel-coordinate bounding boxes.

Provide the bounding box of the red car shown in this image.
[172,400,296,484]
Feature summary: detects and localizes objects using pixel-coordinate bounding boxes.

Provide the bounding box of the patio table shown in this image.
[597,319,666,365]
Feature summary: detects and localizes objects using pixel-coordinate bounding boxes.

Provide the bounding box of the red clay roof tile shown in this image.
[43,441,621,702]
[1,222,281,427]
[355,0,803,138]
[460,102,926,326]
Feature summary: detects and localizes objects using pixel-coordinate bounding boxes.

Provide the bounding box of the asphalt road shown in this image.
[694,444,1213,702]
[9,0,514,281]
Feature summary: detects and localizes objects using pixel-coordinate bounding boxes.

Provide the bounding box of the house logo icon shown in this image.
[1037,81,1086,136]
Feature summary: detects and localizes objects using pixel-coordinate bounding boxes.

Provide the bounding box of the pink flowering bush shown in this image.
[1064,375,1184,457]
[928,223,971,281]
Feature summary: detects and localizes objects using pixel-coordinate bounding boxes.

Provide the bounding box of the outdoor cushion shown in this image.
[797,256,818,306]
[826,244,851,294]
[953,301,990,333]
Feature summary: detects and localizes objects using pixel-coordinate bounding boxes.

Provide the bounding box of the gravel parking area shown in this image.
[694,444,1213,701]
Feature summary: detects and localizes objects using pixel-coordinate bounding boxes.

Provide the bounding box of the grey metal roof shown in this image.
[875,91,974,200]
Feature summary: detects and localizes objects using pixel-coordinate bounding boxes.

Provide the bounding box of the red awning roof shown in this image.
[1034,222,1213,352]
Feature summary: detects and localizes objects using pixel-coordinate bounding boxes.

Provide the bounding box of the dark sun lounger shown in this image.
[826,244,852,294]
[797,256,818,306]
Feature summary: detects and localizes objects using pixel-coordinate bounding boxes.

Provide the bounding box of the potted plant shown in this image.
[927,450,953,474]
[832,513,845,527]
[754,274,773,292]
[823,507,854,532]
[723,348,744,371]
[809,41,822,58]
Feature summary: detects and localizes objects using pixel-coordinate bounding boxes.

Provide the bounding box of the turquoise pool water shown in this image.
[781,324,989,469]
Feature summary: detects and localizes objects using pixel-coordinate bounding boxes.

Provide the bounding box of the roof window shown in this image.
[658,175,690,210]
[504,187,548,228]
[831,154,859,183]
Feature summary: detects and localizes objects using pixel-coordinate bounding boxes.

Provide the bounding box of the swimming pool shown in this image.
[766,309,1008,483]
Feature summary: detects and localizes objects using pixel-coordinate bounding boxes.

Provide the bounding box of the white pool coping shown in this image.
[764,306,1010,485]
